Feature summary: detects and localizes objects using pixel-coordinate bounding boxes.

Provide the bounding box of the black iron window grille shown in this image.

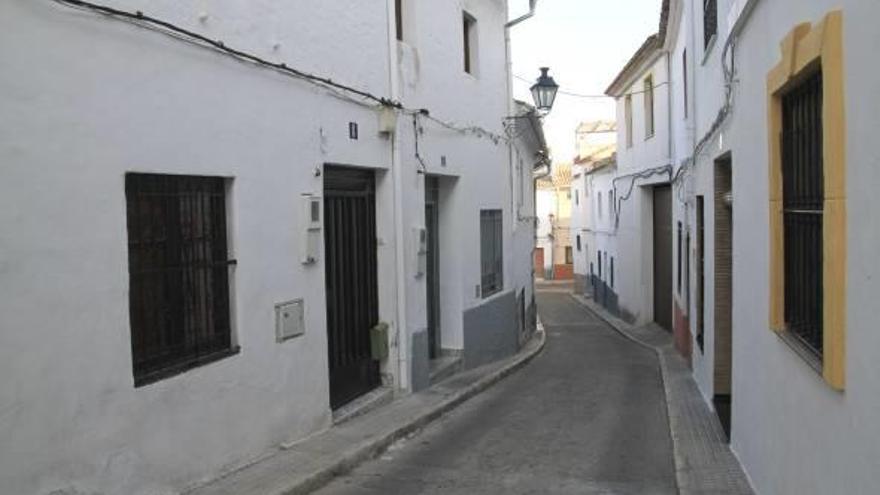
[644,75,655,138]
[610,257,615,289]
[395,0,403,41]
[782,70,824,357]
[125,173,236,386]
[463,12,477,74]
[696,197,705,352]
[703,0,717,49]
[480,209,503,297]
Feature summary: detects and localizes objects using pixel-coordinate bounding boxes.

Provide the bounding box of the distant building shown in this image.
[535,162,573,280]
[570,121,617,293]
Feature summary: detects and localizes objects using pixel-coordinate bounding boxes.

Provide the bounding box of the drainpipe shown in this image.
[386,0,409,391]
[504,0,541,225]
[505,0,539,28]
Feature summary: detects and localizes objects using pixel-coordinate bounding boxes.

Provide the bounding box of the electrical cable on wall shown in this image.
[50,0,509,147]
[412,112,429,174]
[670,1,759,204]
[611,165,672,228]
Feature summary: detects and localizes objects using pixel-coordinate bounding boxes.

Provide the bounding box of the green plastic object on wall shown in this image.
[370,322,389,361]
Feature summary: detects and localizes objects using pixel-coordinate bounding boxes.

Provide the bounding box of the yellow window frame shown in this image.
[767,11,846,390]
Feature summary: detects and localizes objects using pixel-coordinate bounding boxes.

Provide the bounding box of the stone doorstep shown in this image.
[428,353,463,385]
[330,386,395,427]
[186,329,546,495]
[568,292,754,495]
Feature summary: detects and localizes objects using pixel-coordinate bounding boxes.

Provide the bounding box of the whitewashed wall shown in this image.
[612,54,672,324]
[393,0,515,363]
[0,0,528,494]
[584,167,618,291]
[721,1,880,493]
[570,169,588,286]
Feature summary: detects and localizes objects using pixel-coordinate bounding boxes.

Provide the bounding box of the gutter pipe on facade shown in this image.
[505,0,539,28]
[386,0,409,391]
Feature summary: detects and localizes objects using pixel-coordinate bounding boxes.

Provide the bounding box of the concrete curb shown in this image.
[303,329,547,495]
[189,326,546,495]
[567,293,686,495]
[567,292,753,495]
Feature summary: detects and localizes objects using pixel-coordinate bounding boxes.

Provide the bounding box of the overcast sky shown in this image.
[509,0,661,162]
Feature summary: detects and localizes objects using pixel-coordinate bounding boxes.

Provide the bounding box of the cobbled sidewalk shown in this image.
[570,292,754,495]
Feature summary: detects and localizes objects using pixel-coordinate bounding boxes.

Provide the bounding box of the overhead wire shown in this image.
[514,74,670,99]
[50,0,509,147]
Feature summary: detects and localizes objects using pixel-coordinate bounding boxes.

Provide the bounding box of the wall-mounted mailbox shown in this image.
[370,322,389,360]
[276,299,305,342]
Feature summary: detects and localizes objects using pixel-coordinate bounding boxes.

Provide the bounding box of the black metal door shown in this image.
[653,185,673,331]
[324,167,380,410]
[425,177,441,359]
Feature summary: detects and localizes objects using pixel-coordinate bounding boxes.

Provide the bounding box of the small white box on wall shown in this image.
[276,299,305,342]
[302,194,322,264]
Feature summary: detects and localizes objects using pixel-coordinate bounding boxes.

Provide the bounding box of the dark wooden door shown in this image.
[425,178,441,359]
[324,167,380,410]
[653,185,673,331]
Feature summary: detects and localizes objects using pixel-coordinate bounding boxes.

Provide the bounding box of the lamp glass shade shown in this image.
[530,67,559,113]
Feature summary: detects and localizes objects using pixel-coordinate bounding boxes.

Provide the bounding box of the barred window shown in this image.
[782,71,824,357]
[610,256,615,288]
[463,12,477,74]
[644,75,655,138]
[480,209,503,297]
[125,173,236,386]
[625,95,634,148]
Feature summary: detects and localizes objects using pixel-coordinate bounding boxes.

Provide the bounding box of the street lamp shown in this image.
[530,67,559,114]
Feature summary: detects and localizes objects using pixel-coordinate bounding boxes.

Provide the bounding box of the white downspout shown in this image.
[386,0,409,391]
[505,0,539,28]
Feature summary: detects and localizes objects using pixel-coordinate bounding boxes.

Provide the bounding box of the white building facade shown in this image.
[0,1,546,494]
[617,0,880,493]
[669,0,880,493]
[603,30,675,328]
[570,121,615,294]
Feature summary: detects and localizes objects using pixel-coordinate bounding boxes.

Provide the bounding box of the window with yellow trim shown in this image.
[767,11,846,390]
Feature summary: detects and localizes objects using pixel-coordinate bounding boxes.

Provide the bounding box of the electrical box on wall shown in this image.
[302,194,322,264]
[413,226,427,277]
[276,299,305,342]
[378,107,397,135]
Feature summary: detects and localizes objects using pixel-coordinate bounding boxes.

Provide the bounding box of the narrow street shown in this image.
[315,287,677,495]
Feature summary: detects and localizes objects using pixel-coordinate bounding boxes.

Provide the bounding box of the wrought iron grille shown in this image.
[782,70,824,356]
[125,173,234,386]
[480,209,503,297]
[324,167,380,409]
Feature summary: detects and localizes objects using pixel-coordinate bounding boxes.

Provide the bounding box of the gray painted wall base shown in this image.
[410,329,431,392]
[591,275,620,317]
[462,290,517,369]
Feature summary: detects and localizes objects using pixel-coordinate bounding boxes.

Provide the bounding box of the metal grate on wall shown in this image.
[781,70,824,357]
[125,173,235,386]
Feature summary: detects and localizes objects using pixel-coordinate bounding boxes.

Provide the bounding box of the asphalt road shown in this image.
[313,290,677,495]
